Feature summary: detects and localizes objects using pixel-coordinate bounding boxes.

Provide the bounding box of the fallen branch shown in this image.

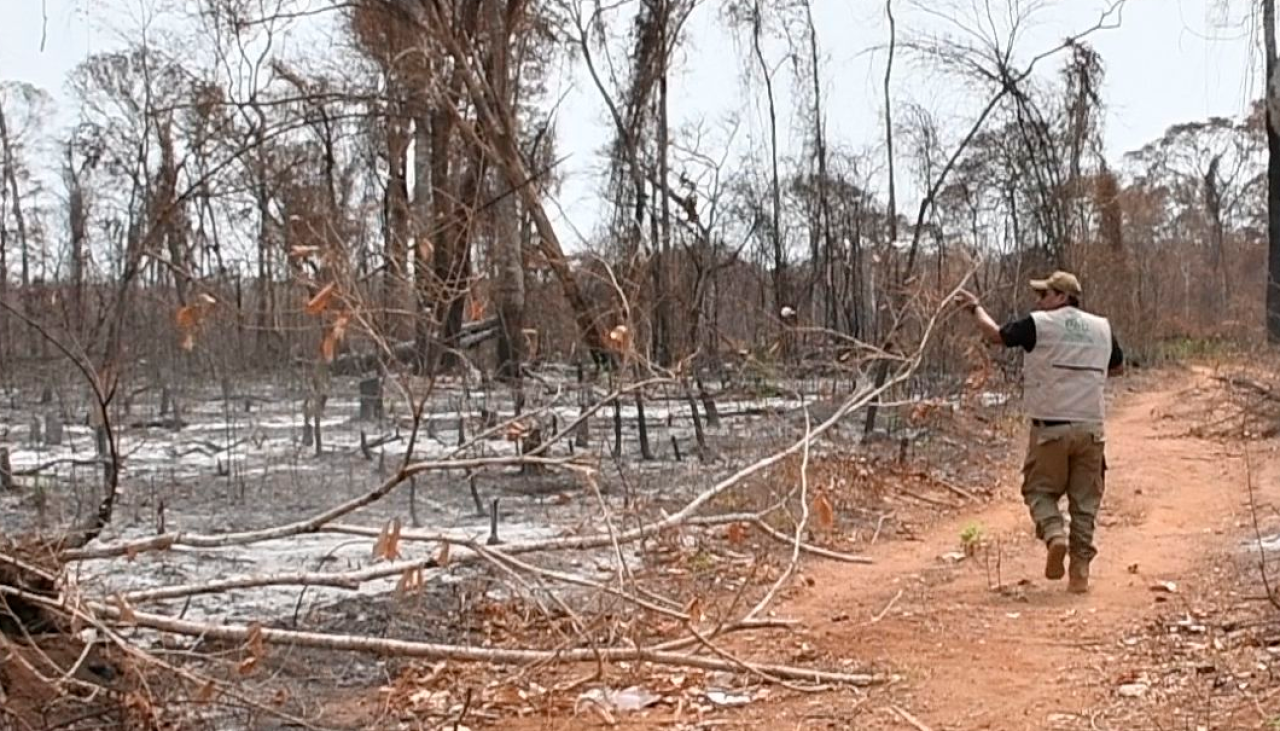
[61,452,591,561]
[646,619,798,653]
[1215,374,1280,402]
[471,543,689,621]
[82,600,886,686]
[13,458,109,477]
[870,589,904,623]
[685,515,874,564]
[685,623,827,693]
[324,513,875,566]
[0,551,58,585]
[913,471,979,502]
[890,705,935,731]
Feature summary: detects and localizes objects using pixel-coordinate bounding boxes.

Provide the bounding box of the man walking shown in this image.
[956,271,1123,593]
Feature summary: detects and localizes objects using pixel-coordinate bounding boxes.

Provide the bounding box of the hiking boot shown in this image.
[1067,557,1091,594]
[1045,536,1068,580]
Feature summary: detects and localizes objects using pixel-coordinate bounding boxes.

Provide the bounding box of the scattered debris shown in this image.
[1117,682,1149,698]
[578,685,663,713]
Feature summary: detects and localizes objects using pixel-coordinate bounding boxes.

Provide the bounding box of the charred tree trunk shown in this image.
[157,116,189,305]
[487,0,526,381]
[751,0,786,326]
[1265,0,1280,340]
[865,0,898,436]
[253,153,275,357]
[0,101,32,360]
[0,104,29,291]
[653,0,675,366]
[66,148,88,325]
[412,106,435,371]
[384,101,412,343]
[805,1,837,334]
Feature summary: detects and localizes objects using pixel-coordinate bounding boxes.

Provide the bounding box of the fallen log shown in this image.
[332,318,499,375]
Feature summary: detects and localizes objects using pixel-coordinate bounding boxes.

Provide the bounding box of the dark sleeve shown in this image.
[1109,332,1123,370]
[998,315,1036,352]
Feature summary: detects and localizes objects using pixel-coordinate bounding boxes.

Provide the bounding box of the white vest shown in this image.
[1024,307,1112,423]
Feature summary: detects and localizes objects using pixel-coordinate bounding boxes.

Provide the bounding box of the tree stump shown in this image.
[520,423,545,475]
[697,378,721,427]
[0,447,13,491]
[301,400,315,447]
[45,411,63,446]
[358,376,383,421]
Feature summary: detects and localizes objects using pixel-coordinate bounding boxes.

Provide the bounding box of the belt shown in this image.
[1031,419,1073,427]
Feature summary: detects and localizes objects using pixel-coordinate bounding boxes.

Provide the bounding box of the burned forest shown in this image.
[2,0,1280,729]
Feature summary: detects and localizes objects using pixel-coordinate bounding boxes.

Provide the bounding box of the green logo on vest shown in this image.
[1062,314,1092,342]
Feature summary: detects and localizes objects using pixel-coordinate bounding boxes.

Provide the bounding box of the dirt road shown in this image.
[515,367,1277,730]
[765,367,1258,729]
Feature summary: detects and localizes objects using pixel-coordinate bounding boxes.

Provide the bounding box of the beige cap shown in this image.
[1029,270,1082,296]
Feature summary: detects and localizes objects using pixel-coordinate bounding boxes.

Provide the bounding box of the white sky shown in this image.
[0,0,1265,244]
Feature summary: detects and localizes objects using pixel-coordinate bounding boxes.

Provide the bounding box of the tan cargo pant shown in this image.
[1021,423,1106,561]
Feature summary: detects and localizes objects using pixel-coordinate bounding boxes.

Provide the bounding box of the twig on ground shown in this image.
[871,589,904,623]
[684,623,828,693]
[1245,445,1280,611]
[890,704,934,731]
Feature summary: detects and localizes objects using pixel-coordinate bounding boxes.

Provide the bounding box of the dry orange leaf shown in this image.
[505,421,531,441]
[373,518,403,561]
[725,522,749,545]
[175,304,201,331]
[113,594,137,623]
[812,493,835,531]
[175,302,212,351]
[246,622,266,659]
[397,567,424,595]
[237,656,259,676]
[686,596,705,624]
[320,313,351,363]
[196,680,217,703]
[435,541,450,567]
[607,324,630,350]
[306,282,337,315]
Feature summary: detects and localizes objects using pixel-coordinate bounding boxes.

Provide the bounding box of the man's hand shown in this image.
[954,289,1003,345]
[953,289,980,313]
